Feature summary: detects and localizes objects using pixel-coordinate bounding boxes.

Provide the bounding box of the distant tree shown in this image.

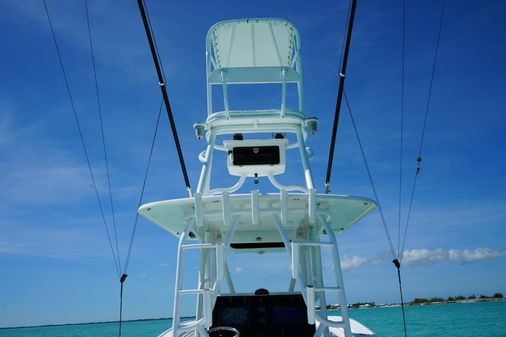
[447,296,455,302]
[479,294,488,299]
[455,295,465,300]
[468,294,476,299]
[429,297,444,302]
[492,293,503,299]
[412,298,429,304]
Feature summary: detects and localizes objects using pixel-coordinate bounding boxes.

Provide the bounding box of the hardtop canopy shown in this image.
[207,18,299,69]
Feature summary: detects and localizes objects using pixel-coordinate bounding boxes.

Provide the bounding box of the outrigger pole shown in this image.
[137,0,192,197]
[324,0,358,193]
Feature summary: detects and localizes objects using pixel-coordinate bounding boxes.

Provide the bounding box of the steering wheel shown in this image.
[208,326,240,337]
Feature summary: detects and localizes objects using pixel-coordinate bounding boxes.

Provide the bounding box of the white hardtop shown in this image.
[205,18,304,119]
[139,192,376,252]
[208,18,298,70]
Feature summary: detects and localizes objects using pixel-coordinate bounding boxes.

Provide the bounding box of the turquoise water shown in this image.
[1,301,505,337]
[348,301,506,337]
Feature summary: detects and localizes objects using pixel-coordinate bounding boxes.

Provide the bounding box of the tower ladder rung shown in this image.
[294,241,335,248]
[314,286,343,293]
[178,289,206,295]
[181,243,219,250]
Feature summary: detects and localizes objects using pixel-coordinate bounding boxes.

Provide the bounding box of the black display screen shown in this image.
[220,307,250,325]
[232,146,280,165]
[271,305,307,324]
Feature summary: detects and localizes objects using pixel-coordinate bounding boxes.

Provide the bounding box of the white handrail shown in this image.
[208,176,246,195]
[267,174,307,193]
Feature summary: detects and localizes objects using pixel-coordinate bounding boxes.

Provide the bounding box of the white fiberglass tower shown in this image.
[139,18,377,337]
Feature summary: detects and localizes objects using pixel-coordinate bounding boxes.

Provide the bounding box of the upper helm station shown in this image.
[196,17,317,190]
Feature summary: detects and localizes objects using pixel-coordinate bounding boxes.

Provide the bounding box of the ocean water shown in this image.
[1,301,504,337]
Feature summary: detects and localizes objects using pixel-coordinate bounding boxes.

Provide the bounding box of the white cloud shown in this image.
[341,255,368,271]
[401,248,506,266]
[449,248,506,264]
[401,248,447,266]
[330,247,506,271]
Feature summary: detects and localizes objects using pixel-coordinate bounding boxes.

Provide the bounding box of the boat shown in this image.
[139,18,378,337]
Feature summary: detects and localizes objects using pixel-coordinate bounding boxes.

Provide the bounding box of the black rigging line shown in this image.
[42,0,121,278]
[46,3,167,336]
[394,2,409,337]
[393,259,408,337]
[117,99,163,337]
[137,0,192,197]
[344,89,408,335]
[343,90,397,259]
[401,167,420,256]
[400,0,447,260]
[324,0,358,193]
[118,273,128,337]
[84,0,122,270]
[123,100,164,274]
[397,0,406,260]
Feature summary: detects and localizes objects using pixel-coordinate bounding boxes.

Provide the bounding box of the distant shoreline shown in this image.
[0,317,174,331]
[2,296,504,330]
[330,293,505,310]
[408,297,505,306]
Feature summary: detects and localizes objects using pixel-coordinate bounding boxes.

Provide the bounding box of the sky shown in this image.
[1,0,505,329]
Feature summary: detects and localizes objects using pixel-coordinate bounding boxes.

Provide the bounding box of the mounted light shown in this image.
[193,123,206,139]
[306,117,319,134]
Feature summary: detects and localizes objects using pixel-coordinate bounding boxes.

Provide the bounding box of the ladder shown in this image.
[171,228,225,337]
[292,235,353,337]
[272,203,353,337]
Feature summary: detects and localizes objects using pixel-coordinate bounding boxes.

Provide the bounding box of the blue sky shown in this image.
[1,0,505,328]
